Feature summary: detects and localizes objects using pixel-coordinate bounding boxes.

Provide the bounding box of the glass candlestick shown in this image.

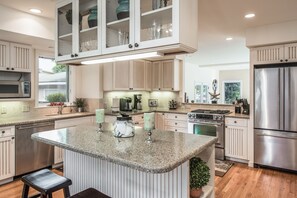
[96,122,103,133]
[145,129,153,143]
[144,113,155,143]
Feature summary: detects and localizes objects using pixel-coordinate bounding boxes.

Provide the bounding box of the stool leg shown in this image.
[63,187,70,197]
[48,194,53,198]
[21,184,29,198]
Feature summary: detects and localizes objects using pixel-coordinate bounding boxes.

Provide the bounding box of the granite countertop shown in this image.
[0,112,95,127]
[32,124,217,173]
[226,112,250,119]
[105,108,190,116]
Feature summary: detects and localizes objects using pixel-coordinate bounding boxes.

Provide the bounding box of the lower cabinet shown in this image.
[225,118,248,160]
[54,116,94,165]
[155,113,165,130]
[164,113,188,133]
[132,114,144,127]
[0,126,15,182]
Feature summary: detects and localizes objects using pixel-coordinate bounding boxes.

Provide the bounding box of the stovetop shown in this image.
[190,109,231,115]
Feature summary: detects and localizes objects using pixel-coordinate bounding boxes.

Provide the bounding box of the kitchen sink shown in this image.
[45,112,85,117]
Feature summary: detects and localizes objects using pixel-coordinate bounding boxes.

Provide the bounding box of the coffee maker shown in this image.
[120,97,132,111]
[133,94,142,110]
[242,99,250,115]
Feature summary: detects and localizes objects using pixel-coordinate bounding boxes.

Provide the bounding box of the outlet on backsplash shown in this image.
[22,105,30,112]
[1,106,7,114]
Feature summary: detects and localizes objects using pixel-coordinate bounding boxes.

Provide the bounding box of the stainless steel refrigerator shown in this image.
[254,64,297,171]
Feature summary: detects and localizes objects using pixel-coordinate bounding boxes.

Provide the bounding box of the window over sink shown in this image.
[36,52,70,107]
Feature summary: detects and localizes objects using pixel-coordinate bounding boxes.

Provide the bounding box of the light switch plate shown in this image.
[1,106,7,114]
[22,105,30,112]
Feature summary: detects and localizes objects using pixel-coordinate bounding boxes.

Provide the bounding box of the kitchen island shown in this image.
[32,124,217,198]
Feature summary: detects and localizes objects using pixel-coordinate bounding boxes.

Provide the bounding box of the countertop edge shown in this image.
[32,134,217,174]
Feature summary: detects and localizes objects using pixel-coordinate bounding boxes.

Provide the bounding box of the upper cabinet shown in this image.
[251,43,297,65]
[0,41,32,72]
[152,59,181,91]
[56,0,101,62]
[55,0,198,63]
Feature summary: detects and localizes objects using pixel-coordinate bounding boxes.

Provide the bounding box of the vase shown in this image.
[116,0,130,20]
[190,188,203,198]
[77,107,83,113]
[88,6,97,28]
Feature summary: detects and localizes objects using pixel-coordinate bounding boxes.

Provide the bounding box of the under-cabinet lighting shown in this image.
[245,13,255,18]
[81,52,163,65]
[226,37,233,41]
[30,8,42,14]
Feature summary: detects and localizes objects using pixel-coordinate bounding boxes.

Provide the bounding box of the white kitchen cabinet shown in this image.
[55,0,101,62]
[0,126,15,182]
[102,0,197,55]
[0,41,32,72]
[225,118,248,161]
[54,116,94,165]
[152,59,181,91]
[103,60,150,91]
[164,113,187,133]
[155,112,165,130]
[251,43,297,64]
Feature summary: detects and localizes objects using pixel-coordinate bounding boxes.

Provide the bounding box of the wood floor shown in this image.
[0,164,296,198]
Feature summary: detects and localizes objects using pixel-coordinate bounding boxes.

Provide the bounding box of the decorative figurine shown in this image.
[208,79,220,104]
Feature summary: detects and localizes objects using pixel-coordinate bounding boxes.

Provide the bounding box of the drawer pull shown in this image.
[2,131,5,134]
[175,116,177,118]
[175,123,177,125]
[175,129,177,132]
[234,121,237,123]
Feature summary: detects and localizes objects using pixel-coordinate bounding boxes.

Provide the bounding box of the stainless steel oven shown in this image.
[0,80,30,98]
[188,109,230,160]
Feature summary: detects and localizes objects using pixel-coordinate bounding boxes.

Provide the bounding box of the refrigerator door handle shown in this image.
[279,68,284,130]
[284,67,291,131]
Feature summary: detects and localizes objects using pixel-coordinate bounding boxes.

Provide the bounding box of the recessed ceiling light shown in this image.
[226,37,233,41]
[29,8,42,14]
[245,13,255,19]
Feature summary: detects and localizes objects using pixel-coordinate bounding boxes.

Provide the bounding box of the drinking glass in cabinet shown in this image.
[141,0,173,42]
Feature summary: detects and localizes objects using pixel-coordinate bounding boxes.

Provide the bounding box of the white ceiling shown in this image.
[1,0,297,66]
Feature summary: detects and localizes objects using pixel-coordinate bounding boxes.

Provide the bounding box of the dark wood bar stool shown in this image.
[70,188,110,198]
[21,169,72,198]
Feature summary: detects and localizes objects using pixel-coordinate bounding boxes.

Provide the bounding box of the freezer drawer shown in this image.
[254,129,297,171]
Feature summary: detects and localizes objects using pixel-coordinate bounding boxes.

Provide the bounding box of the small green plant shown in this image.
[190,157,210,189]
[46,93,66,103]
[74,98,86,108]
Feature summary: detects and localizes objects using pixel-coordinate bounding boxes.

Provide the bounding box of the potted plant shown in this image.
[190,157,210,198]
[74,98,86,112]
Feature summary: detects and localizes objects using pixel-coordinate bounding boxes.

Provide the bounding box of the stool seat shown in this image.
[70,188,110,198]
[21,169,72,198]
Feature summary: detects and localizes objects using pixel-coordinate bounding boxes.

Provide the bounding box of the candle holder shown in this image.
[145,129,153,143]
[96,123,103,133]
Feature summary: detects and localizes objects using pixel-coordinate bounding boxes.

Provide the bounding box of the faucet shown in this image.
[57,104,66,115]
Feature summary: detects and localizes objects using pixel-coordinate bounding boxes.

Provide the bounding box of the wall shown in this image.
[219,69,249,103]
[246,20,297,47]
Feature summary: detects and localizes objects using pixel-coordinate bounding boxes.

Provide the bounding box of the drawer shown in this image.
[164,113,187,121]
[132,114,144,123]
[0,126,15,137]
[164,120,187,128]
[225,118,248,127]
[165,126,188,133]
[55,116,93,129]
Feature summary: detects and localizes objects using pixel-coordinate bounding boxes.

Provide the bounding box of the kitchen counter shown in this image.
[225,112,250,119]
[0,112,95,127]
[32,124,217,173]
[32,124,216,197]
[105,108,189,116]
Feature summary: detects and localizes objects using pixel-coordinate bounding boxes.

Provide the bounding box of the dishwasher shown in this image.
[15,121,55,176]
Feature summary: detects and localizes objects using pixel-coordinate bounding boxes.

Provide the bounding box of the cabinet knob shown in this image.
[6,67,9,70]
[280,59,283,62]
[175,123,177,125]
[134,43,139,47]
[158,88,161,90]
[11,137,15,140]
[71,54,74,58]
[285,59,288,62]
[2,131,5,134]
[74,54,78,57]
[234,121,237,123]
[225,126,228,128]
[128,44,133,48]
[172,88,174,90]
[175,116,177,118]
[11,68,15,70]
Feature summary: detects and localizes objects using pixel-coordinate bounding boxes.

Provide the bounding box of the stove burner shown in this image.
[191,109,231,114]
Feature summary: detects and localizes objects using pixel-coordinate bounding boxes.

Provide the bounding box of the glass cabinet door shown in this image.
[78,0,100,57]
[136,0,175,49]
[102,0,134,54]
[57,2,74,59]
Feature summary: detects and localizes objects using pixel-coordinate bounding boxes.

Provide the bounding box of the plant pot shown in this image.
[77,107,84,113]
[190,188,203,198]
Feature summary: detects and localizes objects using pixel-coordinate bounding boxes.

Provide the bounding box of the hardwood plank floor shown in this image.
[0,164,296,198]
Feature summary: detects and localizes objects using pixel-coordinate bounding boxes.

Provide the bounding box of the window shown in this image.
[223,81,242,104]
[37,55,69,106]
[194,82,209,103]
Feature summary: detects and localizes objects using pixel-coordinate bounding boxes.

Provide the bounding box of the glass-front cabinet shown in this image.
[56,0,101,62]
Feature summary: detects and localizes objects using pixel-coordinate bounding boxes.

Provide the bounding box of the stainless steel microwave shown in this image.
[0,81,30,98]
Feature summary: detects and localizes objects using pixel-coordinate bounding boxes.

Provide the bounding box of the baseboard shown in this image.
[0,177,13,186]
[225,156,249,164]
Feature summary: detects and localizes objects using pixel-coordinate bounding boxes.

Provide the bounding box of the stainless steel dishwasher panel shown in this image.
[254,129,297,171]
[15,122,55,176]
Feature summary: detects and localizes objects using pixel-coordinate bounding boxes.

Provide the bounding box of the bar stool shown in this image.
[69,188,110,198]
[21,169,72,198]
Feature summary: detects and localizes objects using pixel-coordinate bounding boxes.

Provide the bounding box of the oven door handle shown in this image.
[188,121,223,127]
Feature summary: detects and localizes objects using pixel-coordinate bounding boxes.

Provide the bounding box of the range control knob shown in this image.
[214,115,222,121]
